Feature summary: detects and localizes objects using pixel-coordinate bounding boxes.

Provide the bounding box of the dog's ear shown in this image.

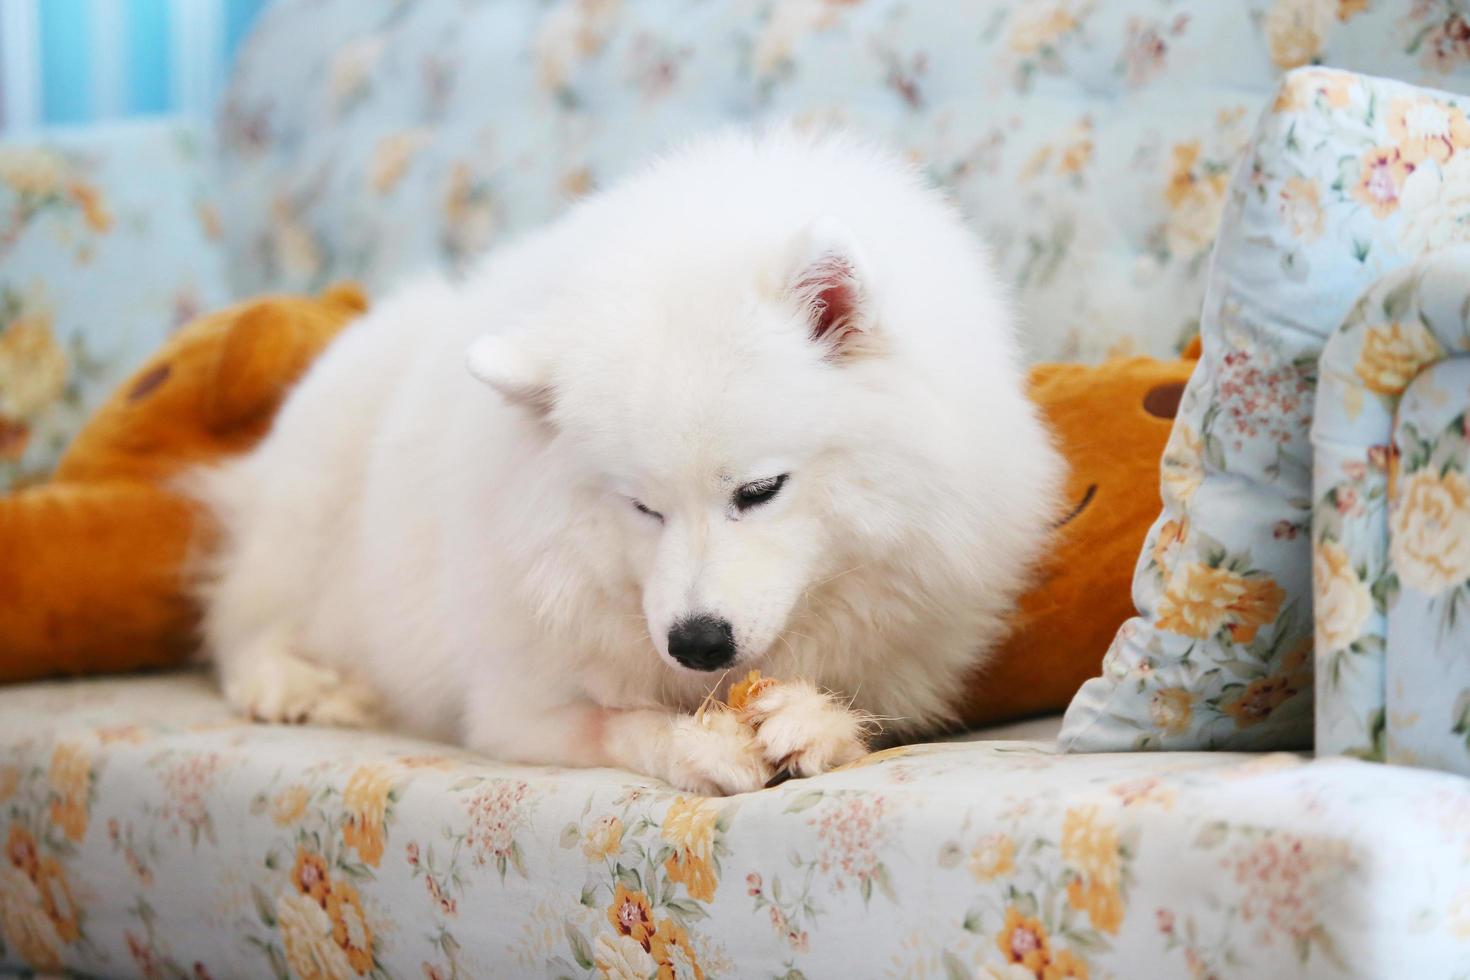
[785,216,875,359]
[466,334,555,417]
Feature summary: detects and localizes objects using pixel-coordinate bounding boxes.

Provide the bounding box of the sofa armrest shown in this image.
[1384,357,1470,772]
[1310,246,1470,768]
[0,117,232,491]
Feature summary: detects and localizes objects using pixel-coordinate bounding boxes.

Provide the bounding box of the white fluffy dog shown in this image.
[194,128,1062,795]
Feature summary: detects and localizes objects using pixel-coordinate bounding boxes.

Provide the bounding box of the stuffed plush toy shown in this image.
[0,292,1195,733]
[958,341,1203,728]
[0,284,366,683]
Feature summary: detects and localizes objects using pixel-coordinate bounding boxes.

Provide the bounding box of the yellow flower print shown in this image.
[1354,321,1444,396]
[1163,141,1229,257]
[968,833,1016,882]
[270,196,323,282]
[368,130,429,195]
[443,162,495,259]
[277,889,355,980]
[1058,117,1094,177]
[1281,636,1314,688]
[1387,97,1470,166]
[1447,886,1470,939]
[1273,71,1356,112]
[661,797,719,902]
[291,847,332,906]
[66,181,111,233]
[1263,0,1334,70]
[0,300,67,428]
[327,35,385,112]
[996,906,1051,973]
[34,857,79,944]
[560,166,594,200]
[1161,424,1204,506]
[0,865,62,973]
[326,879,374,974]
[1399,151,1470,254]
[1222,674,1300,728]
[1351,145,1411,219]
[341,764,395,867]
[272,785,311,826]
[0,147,64,198]
[606,883,655,948]
[1149,687,1194,735]
[1314,539,1371,652]
[1067,876,1124,935]
[47,743,91,842]
[650,917,704,980]
[1152,518,1189,569]
[1044,948,1091,980]
[1279,176,1324,241]
[1006,4,1083,55]
[581,814,625,862]
[594,930,658,980]
[1156,563,1285,643]
[1391,469,1470,595]
[1061,806,1124,934]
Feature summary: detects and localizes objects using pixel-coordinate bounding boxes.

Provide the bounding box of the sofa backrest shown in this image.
[216,0,1470,363]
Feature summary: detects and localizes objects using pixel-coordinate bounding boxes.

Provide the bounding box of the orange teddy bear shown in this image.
[0,284,366,682]
[0,285,1196,735]
[960,341,1201,727]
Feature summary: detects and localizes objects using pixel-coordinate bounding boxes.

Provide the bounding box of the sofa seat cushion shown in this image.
[2,673,1468,978]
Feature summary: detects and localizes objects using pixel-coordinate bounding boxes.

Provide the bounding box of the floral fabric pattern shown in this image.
[1061,67,1470,752]
[215,0,1470,375]
[0,119,229,491]
[1310,247,1470,765]
[1390,357,1470,773]
[3,672,1470,978]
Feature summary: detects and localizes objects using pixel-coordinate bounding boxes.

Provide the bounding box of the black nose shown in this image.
[667,615,736,671]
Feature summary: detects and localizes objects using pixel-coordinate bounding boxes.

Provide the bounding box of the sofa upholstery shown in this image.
[1061,67,1470,754]
[16,0,1470,491]
[8,2,1470,976]
[5,673,1470,978]
[1312,245,1470,766]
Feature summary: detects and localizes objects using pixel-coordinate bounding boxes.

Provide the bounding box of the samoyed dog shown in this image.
[195,128,1063,795]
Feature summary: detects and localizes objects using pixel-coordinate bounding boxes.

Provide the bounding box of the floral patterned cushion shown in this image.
[3,672,1470,978]
[1311,247,1470,763]
[217,0,1470,369]
[1060,68,1470,751]
[0,119,231,491]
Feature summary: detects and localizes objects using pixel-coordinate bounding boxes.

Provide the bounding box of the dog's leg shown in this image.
[463,699,773,796]
[217,627,381,728]
[742,680,870,778]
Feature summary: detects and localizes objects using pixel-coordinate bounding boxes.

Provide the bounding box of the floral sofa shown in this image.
[7,2,1470,978]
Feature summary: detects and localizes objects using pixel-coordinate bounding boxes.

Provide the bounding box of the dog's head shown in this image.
[467,216,900,675]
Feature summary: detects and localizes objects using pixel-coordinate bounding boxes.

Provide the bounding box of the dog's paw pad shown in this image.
[744,683,870,778]
[666,710,773,796]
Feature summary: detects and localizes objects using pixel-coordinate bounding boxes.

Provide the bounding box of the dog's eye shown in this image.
[631,499,664,522]
[734,474,788,512]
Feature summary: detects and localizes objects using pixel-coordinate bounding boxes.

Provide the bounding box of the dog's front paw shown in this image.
[665,709,773,796]
[741,681,870,779]
[224,643,380,729]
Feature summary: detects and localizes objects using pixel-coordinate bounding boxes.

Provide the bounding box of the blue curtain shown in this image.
[1,0,270,130]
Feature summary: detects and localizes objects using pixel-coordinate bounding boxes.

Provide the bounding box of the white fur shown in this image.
[192,127,1063,795]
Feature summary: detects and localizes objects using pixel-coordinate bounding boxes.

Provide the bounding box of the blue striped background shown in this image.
[2,0,269,130]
